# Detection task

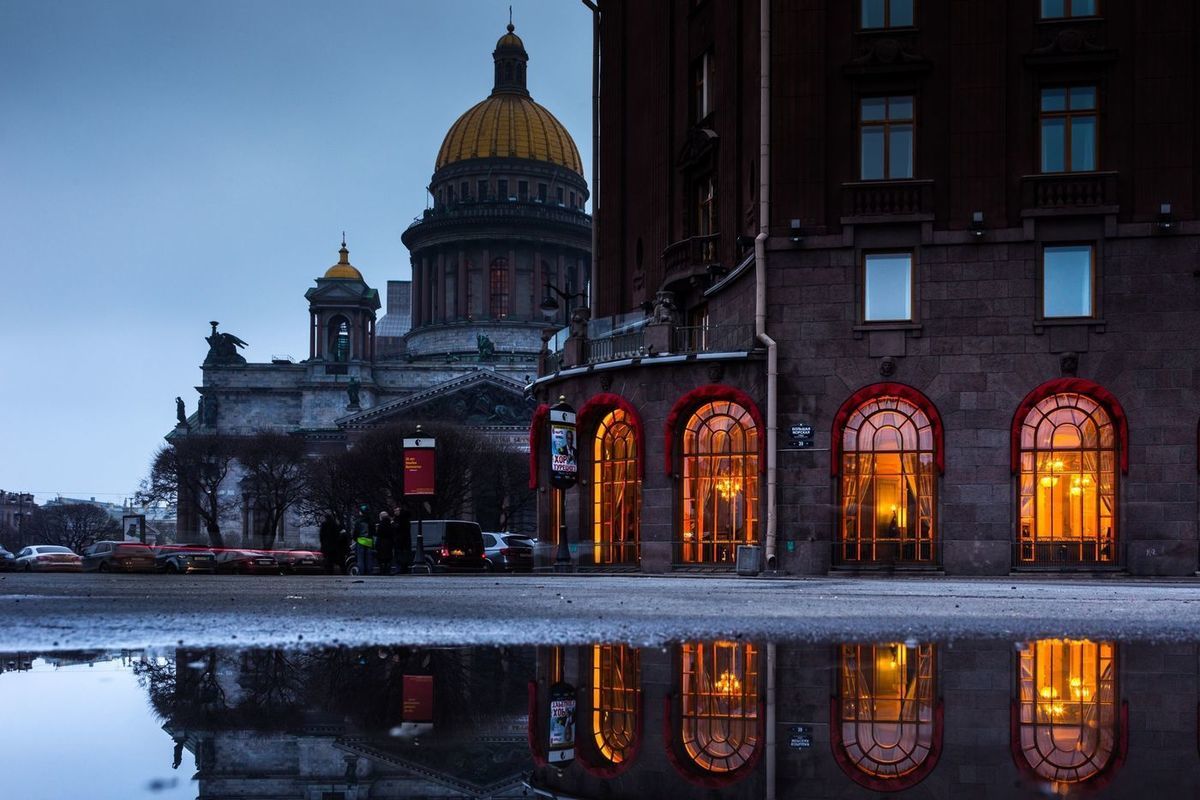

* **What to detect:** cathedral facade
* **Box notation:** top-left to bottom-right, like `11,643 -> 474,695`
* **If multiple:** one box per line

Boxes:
171,24 -> 590,548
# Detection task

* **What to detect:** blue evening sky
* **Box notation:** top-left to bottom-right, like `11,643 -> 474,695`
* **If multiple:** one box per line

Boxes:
0,1 -> 591,504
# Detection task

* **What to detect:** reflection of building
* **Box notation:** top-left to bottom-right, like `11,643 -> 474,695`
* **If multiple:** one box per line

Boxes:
168,22 -> 589,546
532,1 -> 1200,576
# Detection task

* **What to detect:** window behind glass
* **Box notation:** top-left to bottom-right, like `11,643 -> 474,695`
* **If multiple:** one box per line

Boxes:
1043,245 -> 1094,318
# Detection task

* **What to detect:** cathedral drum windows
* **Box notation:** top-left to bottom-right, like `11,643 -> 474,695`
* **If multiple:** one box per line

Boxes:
837,393 -> 939,566
1017,392 -> 1117,567
680,400 -> 759,565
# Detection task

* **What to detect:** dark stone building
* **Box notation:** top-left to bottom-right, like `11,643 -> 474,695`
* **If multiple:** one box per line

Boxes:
532,1 -> 1200,576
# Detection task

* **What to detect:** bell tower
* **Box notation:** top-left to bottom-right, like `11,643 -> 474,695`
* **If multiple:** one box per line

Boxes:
304,238 -> 381,368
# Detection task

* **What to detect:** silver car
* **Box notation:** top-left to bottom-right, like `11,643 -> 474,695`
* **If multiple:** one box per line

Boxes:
481,532 -> 534,572
14,545 -> 83,572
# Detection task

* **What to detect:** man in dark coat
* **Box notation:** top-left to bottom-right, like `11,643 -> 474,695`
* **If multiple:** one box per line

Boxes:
375,511 -> 395,576
319,513 -> 342,574
392,504 -> 413,574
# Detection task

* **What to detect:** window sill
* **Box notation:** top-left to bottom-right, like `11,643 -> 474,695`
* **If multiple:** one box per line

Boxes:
853,322 -> 923,339
1034,317 -> 1106,334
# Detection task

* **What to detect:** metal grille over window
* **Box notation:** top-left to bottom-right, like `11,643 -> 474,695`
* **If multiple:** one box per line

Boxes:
591,644 -> 640,765
593,409 -> 641,564
1018,394 -> 1116,566
681,402 -> 759,564
1017,639 -> 1118,784
681,641 -> 759,773
839,642 -> 937,779
840,397 -> 936,565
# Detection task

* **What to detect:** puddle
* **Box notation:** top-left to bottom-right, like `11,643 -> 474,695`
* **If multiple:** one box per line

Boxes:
1,638 -> 1193,798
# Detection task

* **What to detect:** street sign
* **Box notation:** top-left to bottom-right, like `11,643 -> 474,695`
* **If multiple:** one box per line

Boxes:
549,399 -> 578,490
789,423 -> 814,449
548,681 -> 576,764
403,437 -> 437,496
789,725 -> 812,749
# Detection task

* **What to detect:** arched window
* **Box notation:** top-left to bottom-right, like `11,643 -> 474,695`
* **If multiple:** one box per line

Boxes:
840,396 -> 937,565
1016,639 -> 1119,785
489,258 -> 509,319
681,641 -> 758,774
1018,393 -> 1116,566
328,316 -> 351,362
593,409 -> 640,564
681,402 -> 759,564
590,644 -> 640,766
836,643 -> 939,787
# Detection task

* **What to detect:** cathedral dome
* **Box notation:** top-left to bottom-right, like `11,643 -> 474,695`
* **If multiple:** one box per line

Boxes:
433,23 -> 583,176
323,241 -> 363,280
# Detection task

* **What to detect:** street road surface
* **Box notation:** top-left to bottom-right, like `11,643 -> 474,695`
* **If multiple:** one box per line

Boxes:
4,573 -> 1200,650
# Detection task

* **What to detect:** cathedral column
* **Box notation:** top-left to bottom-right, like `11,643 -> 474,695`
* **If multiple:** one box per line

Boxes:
507,244 -> 516,319
458,249 -> 467,320
436,251 -> 445,323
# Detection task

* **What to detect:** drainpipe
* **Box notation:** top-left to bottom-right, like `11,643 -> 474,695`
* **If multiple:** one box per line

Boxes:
582,0 -> 600,307
756,0 -> 779,575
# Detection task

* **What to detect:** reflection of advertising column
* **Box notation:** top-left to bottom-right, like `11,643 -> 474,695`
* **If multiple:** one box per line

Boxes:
548,396 -> 577,572
397,674 -> 434,737
404,428 -> 436,574
547,680 -> 576,764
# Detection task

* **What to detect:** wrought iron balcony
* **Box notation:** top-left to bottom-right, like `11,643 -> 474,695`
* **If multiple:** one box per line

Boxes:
673,324 -> 757,354
584,329 -> 646,363
841,179 -> 934,219
662,233 -> 722,283
1021,171 -> 1118,211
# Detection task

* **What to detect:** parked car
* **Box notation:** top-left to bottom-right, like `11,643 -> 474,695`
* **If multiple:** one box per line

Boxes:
0,545 -> 16,571
14,545 -> 83,572
344,520 -> 487,574
481,532 -> 534,572
155,543 -> 218,574
81,541 -> 157,573
274,549 -> 326,574
215,549 -> 283,575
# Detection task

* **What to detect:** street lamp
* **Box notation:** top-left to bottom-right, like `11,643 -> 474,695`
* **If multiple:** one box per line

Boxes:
539,281 -> 587,319
547,396 -> 578,572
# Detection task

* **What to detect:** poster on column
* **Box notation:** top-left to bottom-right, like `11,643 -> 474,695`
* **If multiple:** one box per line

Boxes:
548,407 -> 577,489
547,681 -> 576,764
403,438 -> 437,496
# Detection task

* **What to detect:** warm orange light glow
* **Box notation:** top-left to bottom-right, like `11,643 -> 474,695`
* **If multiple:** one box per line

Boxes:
681,402 -> 759,564
592,409 -> 641,565
591,644 -> 640,765
681,641 -> 759,773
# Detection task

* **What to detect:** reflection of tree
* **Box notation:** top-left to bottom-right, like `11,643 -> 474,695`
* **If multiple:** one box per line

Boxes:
135,649 -> 228,727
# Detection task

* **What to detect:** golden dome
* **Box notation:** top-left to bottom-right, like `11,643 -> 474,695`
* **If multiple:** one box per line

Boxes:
324,241 -> 363,280
435,93 -> 583,175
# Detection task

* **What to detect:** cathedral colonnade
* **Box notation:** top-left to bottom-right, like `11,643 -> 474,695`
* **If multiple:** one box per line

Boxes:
530,367 -> 1194,576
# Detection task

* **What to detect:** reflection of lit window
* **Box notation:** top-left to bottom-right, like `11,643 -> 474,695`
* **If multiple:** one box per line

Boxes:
681,402 -> 759,563
593,409 -> 641,564
839,643 -> 936,780
1018,639 -> 1118,785
840,397 -> 936,564
592,644 -> 640,765
681,641 -> 758,773
1018,394 -> 1116,565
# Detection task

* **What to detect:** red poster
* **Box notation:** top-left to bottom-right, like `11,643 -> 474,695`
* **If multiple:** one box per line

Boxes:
402,674 -> 434,722
404,448 -> 436,496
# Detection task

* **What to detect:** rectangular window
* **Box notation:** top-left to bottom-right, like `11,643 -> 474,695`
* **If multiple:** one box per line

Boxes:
692,51 -> 714,122
498,179 -> 509,199
693,175 -> 717,242
861,0 -> 914,29
860,96 -> 914,180
1040,0 -> 1097,19
863,252 -> 913,322
569,191 -> 576,207
1040,86 -> 1097,173
1043,245 -> 1093,318
538,182 -> 548,202
460,181 -> 469,200
518,180 -> 529,200
478,180 -> 488,201
556,187 -> 565,205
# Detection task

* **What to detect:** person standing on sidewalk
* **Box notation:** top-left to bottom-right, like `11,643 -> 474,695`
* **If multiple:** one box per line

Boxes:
392,504 -> 413,574
375,510 -> 395,576
319,513 -> 343,574
353,504 -> 376,575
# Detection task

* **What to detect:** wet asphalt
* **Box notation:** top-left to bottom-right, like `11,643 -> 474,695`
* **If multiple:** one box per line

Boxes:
3,572 -> 1200,651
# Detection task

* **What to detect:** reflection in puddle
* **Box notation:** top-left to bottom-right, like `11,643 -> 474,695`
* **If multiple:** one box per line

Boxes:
0,639 -> 1194,798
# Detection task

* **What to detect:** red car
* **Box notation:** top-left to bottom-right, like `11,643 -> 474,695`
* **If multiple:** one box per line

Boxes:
274,550 -> 326,574
215,549 -> 281,575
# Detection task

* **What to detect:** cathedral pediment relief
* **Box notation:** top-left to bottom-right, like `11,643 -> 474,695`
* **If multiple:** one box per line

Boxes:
305,283 -> 376,302
339,371 -> 533,429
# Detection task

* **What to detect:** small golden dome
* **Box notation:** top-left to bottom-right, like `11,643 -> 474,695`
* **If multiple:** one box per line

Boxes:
497,22 -> 524,50
324,240 -> 363,280
435,93 -> 583,175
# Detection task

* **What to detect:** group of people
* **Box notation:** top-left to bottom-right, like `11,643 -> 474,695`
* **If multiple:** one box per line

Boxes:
318,503 -> 414,575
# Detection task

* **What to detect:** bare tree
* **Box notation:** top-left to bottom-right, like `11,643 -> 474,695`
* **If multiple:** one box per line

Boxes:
296,448 -> 363,531
24,504 -> 120,552
238,431 -> 308,550
139,435 -> 238,549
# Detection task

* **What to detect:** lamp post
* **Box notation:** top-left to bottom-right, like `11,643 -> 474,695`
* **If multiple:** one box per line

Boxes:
539,281 -> 588,320
548,396 -> 578,572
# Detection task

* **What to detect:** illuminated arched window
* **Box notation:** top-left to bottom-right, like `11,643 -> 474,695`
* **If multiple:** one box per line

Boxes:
593,409 -> 641,564
1018,394 -> 1116,566
328,316 -> 351,362
489,258 -> 509,318
681,641 -> 759,774
682,402 -> 759,564
1017,639 -> 1118,785
591,644 -> 640,765
838,643 -> 938,783
840,397 -> 937,564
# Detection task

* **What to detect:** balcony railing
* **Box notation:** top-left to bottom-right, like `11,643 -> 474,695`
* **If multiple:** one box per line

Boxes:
662,233 -> 721,281
1021,172 -> 1118,211
841,179 -> 935,218
673,324 -> 757,354
584,329 -> 646,363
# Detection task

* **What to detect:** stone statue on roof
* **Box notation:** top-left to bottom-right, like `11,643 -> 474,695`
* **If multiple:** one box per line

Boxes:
204,321 -> 248,366
175,396 -> 187,426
